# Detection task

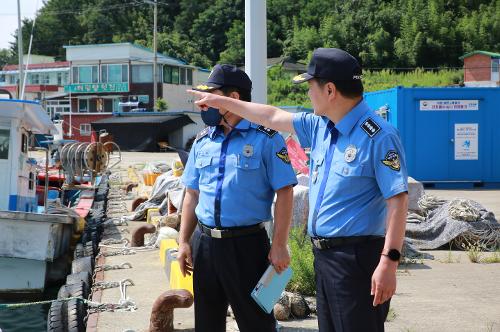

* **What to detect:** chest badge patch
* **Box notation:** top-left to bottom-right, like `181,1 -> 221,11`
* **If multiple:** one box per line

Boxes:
344,145 -> 357,163
381,150 -> 401,171
243,144 -> 254,157
276,148 -> 291,164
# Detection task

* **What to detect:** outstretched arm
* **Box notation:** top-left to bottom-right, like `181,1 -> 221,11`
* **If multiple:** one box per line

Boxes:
188,90 -> 296,134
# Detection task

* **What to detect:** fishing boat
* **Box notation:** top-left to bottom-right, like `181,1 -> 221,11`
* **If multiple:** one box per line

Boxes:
0,99 -> 86,296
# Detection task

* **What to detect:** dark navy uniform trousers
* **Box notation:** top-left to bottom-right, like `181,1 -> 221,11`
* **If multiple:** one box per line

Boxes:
192,227 -> 277,332
314,237 -> 390,332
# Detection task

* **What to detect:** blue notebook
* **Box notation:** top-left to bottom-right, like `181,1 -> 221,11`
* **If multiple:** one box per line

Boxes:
251,265 -> 293,313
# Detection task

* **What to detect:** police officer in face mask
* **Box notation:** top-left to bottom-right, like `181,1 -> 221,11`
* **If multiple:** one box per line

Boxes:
188,50 -> 409,332
178,64 -> 298,332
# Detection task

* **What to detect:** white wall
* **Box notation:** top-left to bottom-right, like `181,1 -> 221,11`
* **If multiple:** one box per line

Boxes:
168,113 -> 205,150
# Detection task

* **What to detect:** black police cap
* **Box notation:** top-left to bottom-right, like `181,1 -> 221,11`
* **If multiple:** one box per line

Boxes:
292,48 -> 362,84
193,64 -> 252,92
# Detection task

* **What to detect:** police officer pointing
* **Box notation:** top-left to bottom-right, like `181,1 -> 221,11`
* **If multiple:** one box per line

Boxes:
189,49 -> 409,331
178,64 -> 297,332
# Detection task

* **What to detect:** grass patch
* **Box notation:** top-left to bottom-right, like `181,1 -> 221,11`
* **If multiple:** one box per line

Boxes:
481,250 -> 500,264
461,242 -> 483,263
287,227 -> 316,296
440,244 -> 461,264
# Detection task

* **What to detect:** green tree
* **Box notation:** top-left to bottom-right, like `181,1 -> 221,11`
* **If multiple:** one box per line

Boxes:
219,20 -> 244,65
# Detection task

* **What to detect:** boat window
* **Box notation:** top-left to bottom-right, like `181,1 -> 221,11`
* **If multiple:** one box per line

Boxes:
80,123 -> 92,136
21,133 -> 28,154
29,172 -> 34,191
0,129 -> 9,159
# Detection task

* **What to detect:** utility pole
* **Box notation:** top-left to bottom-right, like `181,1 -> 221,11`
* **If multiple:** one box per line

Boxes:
17,0 -> 24,99
153,0 -> 158,110
245,0 -> 267,103
144,0 -> 158,110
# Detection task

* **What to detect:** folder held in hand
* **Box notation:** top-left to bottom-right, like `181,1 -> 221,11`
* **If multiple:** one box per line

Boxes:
251,265 -> 292,313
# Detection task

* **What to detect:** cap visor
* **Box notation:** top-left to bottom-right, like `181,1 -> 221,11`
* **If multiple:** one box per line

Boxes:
292,73 -> 314,84
192,83 -> 222,92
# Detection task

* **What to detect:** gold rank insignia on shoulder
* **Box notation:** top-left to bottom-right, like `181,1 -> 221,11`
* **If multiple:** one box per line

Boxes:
381,150 -> 401,171
276,148 -> 291,164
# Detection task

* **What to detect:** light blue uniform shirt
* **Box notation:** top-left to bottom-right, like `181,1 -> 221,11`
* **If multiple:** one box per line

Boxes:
182,119 -> 298,228
293,100 -> 408,237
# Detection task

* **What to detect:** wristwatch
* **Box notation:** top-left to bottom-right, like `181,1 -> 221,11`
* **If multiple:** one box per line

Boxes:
381,248 -> 401,262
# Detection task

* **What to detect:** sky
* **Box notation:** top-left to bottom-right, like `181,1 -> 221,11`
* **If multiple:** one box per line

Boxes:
0,0 -> 44,50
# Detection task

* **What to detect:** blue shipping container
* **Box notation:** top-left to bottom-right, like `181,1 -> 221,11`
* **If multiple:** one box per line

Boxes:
364,86 -> 500,185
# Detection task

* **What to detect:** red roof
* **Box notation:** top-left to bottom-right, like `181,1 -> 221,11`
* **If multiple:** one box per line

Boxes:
2,61 -> 69,71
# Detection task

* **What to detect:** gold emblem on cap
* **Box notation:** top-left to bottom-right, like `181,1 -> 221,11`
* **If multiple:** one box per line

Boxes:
195,84 -> 211,91
293,74 -> 306,82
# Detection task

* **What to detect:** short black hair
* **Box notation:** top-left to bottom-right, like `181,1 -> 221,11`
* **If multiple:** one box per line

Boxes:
316,78 -> 363,99
220,86 -> 252,102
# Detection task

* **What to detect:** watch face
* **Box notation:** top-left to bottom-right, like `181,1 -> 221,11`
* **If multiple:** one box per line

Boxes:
388,249 -> 401,261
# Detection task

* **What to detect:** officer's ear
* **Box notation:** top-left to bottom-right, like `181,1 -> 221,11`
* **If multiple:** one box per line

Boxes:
326,82 -> 336,99
228,91 -> 241,100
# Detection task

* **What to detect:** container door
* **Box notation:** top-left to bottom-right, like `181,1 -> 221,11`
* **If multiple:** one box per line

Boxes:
448,101 -> 482,181
414,101 -> 450,180
0,126 -> 11,210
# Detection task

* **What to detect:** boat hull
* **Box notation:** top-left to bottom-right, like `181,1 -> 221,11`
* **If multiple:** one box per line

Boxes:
0,211 -> 77,294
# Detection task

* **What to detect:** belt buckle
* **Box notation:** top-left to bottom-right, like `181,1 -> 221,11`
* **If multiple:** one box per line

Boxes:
210,228 -> 222,239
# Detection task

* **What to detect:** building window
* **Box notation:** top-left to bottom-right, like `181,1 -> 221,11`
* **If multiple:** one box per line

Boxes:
163,65 -> 172,83
41,73 -> 50,84
492,59 -> 499,73
132,64 -> 153,83
187,68 -> 193,85
78,99 -> 89,112
80,123 -> 91,136
180,67 -> 186,85
163,65 -> 181,84
73,65 -> 98,84
101,64 -> 128,83
31,73 -> 40,84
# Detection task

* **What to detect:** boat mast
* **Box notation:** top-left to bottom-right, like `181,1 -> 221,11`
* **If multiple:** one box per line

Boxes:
17,0 -> 24,99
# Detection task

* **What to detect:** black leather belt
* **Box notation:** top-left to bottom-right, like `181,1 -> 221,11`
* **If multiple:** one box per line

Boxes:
198,222 -> 265,239
311,235 -> 382,250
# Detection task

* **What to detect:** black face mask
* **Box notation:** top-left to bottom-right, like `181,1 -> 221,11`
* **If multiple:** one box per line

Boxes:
201,107 -> 223,127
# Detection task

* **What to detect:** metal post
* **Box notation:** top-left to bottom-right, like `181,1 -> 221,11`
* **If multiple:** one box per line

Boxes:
153,0 -> 158,110
44,148 -> 49,213
245,0 -> 267,104
17,0 -> 24,99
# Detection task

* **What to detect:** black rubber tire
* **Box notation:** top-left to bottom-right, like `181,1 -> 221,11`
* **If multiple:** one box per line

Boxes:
73,243 -> 84,260
66,298 -> 86,332
83,241 -> 95,257
58,280 -> 89,300
71,256 -> 93,275
47,300 -> 66,332
66,271 -> 91,290
57,285 -> 69,299
90,231 -> 99,254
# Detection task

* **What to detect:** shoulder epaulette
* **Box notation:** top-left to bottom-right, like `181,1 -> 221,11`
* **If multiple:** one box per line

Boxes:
257,125 -> 277,138
195,127 -> 210,142
360,117 -> 381,138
